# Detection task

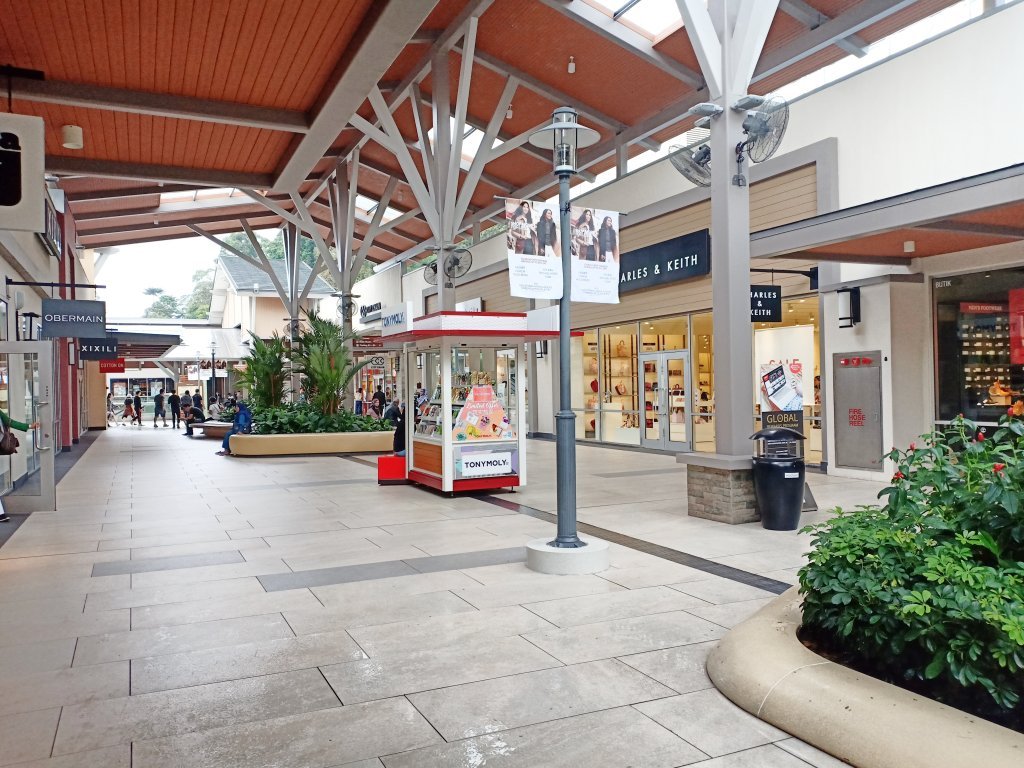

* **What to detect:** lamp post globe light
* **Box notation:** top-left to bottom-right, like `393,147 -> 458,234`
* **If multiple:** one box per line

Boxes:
528,107 -> 600,550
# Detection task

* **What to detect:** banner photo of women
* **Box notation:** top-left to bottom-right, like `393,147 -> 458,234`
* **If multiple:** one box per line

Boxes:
570,206 -> 620,303
504,199 -> 563,299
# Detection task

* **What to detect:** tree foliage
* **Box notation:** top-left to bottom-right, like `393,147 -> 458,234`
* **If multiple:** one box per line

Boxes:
141,270 -> 214,319
143,294 -> 183,318
290,308 -> 369,416
236,332 -> 288,409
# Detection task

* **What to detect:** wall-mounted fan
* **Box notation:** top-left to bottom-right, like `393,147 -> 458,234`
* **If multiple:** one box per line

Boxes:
423,261 -> 439,286
337,293 -> 359,321
443,247 -> 473,287
734,93 -> 789,185
668,144 -> 711,188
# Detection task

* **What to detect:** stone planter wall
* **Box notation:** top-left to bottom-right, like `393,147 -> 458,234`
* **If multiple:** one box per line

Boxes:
229,431 -> 395,456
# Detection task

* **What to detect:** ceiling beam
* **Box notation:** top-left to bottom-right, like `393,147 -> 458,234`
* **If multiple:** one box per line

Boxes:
914,221 -> 1024,239
73,195 -> 290,222
81,212 -> 280,237
755,0 -> 916,81
79,225 -> 278,249
790,251 -> 913,266
272,0 -> 438,190
64,184 -> 200,203
12,78 -> 310,132
778,0 -> 869,57
46,156 -> 274,189
536,0 -> 704,88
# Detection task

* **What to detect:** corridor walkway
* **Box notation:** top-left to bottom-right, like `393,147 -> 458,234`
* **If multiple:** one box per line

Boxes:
0,429 -> 877,767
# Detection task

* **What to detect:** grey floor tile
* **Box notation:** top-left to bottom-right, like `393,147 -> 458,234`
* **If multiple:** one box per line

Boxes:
311,571 -> 480,605
73,613 -> 294,666
686,598 -> 775,629
0,608 -> 130,647
693,744 -> 819,768
0,708 -> 61,766
129,589 -> 321,630
348,606 -> 553,659
284,589 -> 475,635
635,689 -> 788,757
409,658 -> 675,740
775,738 -> 852,768
671,578 -> 777,605
259,560 -> 418,592
597,562 -> 713,589
403,546 -> 527,573
131,629 -> 367,693
84,576 -> 266,612
54,668 -> 340,755
522,610 -> 725,664
320,635 -> 562,704
0,637 -> 75,681
131,697 -> 441,768
129,559 -> 292,589
453,574 -> 625,609
380,706 -> 708,768
523,585 -> 709,627
6,745 -> 130,767
91,550 -> 243,576
618,640 -> 717,694
0,660 -> 128,716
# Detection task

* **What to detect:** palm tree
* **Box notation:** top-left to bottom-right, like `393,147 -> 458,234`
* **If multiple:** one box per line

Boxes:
292,309 -> 370,415
236,332 -> 288,408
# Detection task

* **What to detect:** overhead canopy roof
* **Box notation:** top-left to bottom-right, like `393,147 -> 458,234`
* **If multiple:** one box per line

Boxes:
751,163 -> 1024,265
216,255 -> 334,298
6,1 -> 960,259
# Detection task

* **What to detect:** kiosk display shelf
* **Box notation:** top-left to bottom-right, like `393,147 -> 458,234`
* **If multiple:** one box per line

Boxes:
395,311 -> 557,494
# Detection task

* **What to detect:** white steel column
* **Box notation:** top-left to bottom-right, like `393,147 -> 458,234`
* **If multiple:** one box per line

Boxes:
678,0 -> 779,457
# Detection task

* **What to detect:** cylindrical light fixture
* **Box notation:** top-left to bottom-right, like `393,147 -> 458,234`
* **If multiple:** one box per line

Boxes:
61,125 -> 84,150
528,107 -> 600,175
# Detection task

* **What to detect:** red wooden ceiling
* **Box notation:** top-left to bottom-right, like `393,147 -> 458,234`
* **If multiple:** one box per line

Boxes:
0,0 -> 968,256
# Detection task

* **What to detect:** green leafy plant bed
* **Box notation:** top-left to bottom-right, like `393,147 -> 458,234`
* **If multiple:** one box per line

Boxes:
799,414 -> 1024,733
252,403 -> 392,436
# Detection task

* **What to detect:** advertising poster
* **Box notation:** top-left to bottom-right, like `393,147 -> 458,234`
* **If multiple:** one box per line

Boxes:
504,199 -> 563,299
452,385 -> 516,441
570,206 -> 620,304
754,325 -> 815,413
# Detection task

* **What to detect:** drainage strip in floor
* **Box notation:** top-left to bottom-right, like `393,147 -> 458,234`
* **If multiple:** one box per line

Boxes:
477,495 -> 792,595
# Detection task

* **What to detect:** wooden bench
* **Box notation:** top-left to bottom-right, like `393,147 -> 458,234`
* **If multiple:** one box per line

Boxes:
189,421 -> 233,439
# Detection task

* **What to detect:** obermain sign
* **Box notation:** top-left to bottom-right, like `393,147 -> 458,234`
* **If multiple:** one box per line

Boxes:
41,299 -> 106,339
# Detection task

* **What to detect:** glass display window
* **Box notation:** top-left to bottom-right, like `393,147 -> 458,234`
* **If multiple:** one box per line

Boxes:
414,350 -> 443,439
933,267 -> 1024,424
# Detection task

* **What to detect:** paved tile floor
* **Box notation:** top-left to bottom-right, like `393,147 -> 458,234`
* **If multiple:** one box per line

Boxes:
0,427 -> 882,767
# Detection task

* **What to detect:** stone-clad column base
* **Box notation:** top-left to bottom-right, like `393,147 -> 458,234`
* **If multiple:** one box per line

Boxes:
677,454 -> 758,525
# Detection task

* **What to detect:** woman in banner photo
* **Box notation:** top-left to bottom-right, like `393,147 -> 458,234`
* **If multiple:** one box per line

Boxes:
511,200 -> 537,254
574,208 -> 597,261
598,215 -> 618,263
536,207 -> 559,257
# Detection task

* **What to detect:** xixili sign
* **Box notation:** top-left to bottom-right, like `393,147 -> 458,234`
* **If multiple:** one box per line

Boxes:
79,338 -> 118,360
41,299 -> 106,339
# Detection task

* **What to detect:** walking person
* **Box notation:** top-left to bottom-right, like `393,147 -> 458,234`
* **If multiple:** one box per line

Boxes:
192,390 -> 204,412
153,389 -> 168,428
384,398 -> 405,456
181,390 -> 193,409
168,390 -> 181,429
355,388 -> 364,415
0,409 -> 40,523
132,391 -> 143,427
120,396 -> 134,426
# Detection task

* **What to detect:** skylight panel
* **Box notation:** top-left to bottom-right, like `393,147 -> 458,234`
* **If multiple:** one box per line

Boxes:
617,0 -> 684,39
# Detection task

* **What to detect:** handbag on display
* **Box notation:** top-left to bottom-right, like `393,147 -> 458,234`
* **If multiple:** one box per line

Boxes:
0,420 -> 18,455
614,383 -> 627,396
590,379 -> 599,393
616,340 -> 627,357
588,357 -> 598,374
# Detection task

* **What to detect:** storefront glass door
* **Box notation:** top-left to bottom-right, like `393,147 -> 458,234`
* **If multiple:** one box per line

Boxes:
0,342 -> 55,514
639,351 -> 690,451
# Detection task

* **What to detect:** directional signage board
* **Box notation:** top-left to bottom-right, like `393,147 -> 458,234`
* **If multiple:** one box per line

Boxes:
41,299 -> 106,339
79,338 -> 118,360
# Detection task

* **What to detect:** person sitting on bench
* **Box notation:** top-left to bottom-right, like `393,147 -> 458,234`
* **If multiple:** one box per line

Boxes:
184,403 -> 206,437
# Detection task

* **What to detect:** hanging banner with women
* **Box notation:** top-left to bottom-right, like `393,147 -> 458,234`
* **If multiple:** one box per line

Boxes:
504,199 -> 563,299
570,206 -> 620,303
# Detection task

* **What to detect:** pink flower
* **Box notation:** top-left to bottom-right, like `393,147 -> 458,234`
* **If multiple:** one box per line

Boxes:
909,442 -> 916,451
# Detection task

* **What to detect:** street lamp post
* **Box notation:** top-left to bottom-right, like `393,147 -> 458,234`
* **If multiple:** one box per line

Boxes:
209,341 -> 217,403
529,107 -> 600,549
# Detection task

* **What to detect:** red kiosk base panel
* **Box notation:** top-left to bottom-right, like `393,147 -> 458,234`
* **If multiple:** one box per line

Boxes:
408,470 -> 520,493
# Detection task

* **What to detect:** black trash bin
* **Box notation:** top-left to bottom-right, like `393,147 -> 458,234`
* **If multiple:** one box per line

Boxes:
750,427 -> 806,531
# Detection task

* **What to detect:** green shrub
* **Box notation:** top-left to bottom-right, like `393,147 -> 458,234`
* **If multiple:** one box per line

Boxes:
251,402 -> 392,435
799,414 -> 1024,726
236,332 -> 288,408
